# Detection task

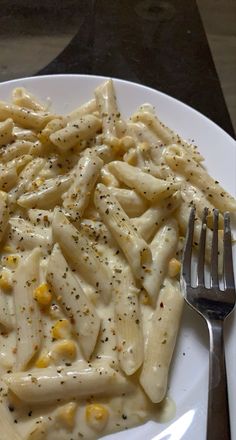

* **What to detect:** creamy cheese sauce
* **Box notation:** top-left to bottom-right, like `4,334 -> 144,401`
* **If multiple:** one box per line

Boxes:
0,215 -> 176,439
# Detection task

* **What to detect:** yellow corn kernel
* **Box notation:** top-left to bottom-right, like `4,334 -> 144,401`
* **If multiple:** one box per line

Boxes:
33,283 -> 52,306
0,271 -> 12,291
57,402 -> 77,430
35,353 -> 51,368
32,177 -> 45,189
3,255 -> 19,268
86,404 -> 109,432
51,319 -> 71,340
51,340 -> 77,360
168,258 -> 181,278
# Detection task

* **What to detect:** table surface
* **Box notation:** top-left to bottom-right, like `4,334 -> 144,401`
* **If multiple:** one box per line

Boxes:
0,0 -> 234,137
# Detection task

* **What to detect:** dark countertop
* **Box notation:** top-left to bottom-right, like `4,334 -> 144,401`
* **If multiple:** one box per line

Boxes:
0,0 -> 234,137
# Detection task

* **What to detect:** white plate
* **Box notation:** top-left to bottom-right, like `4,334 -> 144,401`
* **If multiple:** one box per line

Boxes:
0,74 -> 235,440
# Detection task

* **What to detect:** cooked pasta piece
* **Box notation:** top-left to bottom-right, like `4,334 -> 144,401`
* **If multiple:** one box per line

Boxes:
12,87 -> 46,112
81,144 -> 114,163
52,208 -> 112,303
0,191 -> 9,243
0,292 -> 13,330
94,183 -> 151,280
38,118 -> 67,146
114,265 -> 143,375
164,144 -> 236,212
46,244 -> 101,360
108,187 -> 148,217
17,174 -> 72,209
9,218 -> 52,251
131,111 -> 176,145
143,219 -> 179,305
4,363 -> 133,404
28,209 -> 53,227
62,154 -> 103,221
132,191 -> 181,241
181,183 -> 224,228
0,164 -> 18,191
13,248 -> 42,371
108,161 -> 180,202
0,118 -> 15,147
95,79 -> 120,139
8,158 -> 46,202
100,165 -> 120,187
0,140 -> 35,162
50,115 -> 101,151
0,101 -> 55,130
140,279 -> 184,402
68,98 -> 97,120
13,126 -> 38,142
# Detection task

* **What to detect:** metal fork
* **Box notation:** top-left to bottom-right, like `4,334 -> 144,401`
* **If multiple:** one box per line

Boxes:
181,207 -> 235,440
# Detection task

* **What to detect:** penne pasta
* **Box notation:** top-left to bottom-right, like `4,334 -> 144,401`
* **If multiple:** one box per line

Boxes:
13,248 -> 42,371
52,208 -> 113,303
0,191 -> 9,243
50,115 -> 102,151
108,161 -> 180,202
9,218 -> 52,251
108,187 -> 148,217
8,157 -> 46,202
4,363 -> 133,404
143,219 -> 179,305
13,126 -> 38,142
0,118 -> 15,147
94,183 -> 152,281
12,87 -> 46,112
46,244 -> 101,360
95,79 -> 119,139
114,265 -> 143,375
0,140 -> 35,162
140,279 -> 184,402
17,174 -> 72,209
164,144 -> 236,212
62,154 -> 103,221
132,191 -> 181,242
68,98 -> 97,120
0,101 -> 55,130
0,291 -> 13,330
131,111 -> 176,145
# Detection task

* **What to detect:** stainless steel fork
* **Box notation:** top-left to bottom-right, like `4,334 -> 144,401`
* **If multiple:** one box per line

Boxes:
181,207 -> 235,440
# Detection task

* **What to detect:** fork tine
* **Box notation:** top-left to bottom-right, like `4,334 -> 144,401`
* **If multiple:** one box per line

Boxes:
210,209 -> 219,288
223,212 -> 235,291
197,207 -> 208,286
182,207 -> 195,286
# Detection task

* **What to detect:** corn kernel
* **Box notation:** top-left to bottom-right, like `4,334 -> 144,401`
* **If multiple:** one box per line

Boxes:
86,404 -> 109,431
51,340 -> 77,361
0,271 -> 12,291
168,258 -> 181,278
33,283 -> 52,306
51,319 -> 71,340
57,402 -> 77,430
35,353 -> 51,368
3,255 -> 19,268
32,177 -> 45,189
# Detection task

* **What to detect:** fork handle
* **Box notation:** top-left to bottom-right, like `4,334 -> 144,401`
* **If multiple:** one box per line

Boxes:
207,320 -> 231,440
